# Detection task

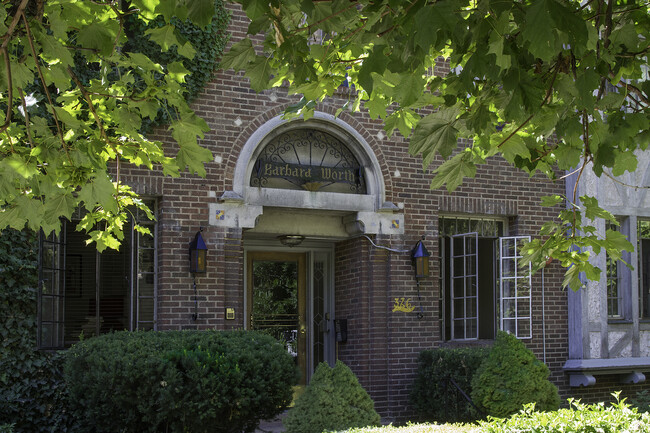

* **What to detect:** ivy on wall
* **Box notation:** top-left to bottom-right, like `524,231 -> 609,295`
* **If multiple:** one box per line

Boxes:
0,229 -> 76,432
122,0 -> 231,127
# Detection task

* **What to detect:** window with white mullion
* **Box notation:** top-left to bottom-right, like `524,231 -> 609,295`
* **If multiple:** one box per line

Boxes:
451,232 -> 479,340
499,236 -> 532,339
135,200 -> 156,330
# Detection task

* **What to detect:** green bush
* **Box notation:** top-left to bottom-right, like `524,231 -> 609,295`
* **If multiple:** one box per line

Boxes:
0,424 -> 14,433
632,389 -> 650,413
471,331 -> 560,418
0,229 -> 79,433
411,347 -> 489,422
479,394 -> 650,433
64,330 -> 299,433
284,361 -> 381,433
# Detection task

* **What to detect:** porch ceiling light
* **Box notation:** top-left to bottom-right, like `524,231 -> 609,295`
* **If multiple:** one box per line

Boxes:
189,229 -> 207,273
411,239 -> 430,279
278,235 -> 305,247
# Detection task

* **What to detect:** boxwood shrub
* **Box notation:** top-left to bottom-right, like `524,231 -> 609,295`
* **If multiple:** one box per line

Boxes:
284,361 -> 381,433
64,330 -> 299,433
410,346 -> 489,422
471,331 -> 559,418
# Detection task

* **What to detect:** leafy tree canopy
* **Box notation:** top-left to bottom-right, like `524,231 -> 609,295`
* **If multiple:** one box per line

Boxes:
221,0 -> 649,289
0,0 -> 218,250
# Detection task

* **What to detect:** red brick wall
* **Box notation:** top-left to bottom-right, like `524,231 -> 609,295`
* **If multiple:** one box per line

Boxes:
111,2 -> 644,421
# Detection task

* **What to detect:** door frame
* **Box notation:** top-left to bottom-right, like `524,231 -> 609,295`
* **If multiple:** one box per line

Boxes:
244,241 -> 336,383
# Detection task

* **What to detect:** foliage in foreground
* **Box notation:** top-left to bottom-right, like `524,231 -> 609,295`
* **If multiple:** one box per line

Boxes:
222,0 -> 648,290
284,361 -> 381,433
411,347 -> 488,422
64,330 -> 298,433
0,0 -> 220,250
340,424 -> 476,433
479,395 -> 650,433
471,331 -> 560,418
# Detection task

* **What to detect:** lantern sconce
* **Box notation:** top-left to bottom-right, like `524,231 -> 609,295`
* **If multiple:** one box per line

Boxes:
411,237 -> 430,320
189,228 -> 207,321
411,238 -> 430,279
189,229 -> 207,274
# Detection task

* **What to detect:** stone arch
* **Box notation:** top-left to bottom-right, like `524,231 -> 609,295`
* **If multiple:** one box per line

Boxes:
230,112 -> 387,212
214,110 -> 402,236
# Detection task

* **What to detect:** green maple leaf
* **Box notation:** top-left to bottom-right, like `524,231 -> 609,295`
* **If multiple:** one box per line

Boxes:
145,25 -> 181,52
521,0 -> 556,61
358,45 -> 389,95
496,133 -> 531,164
611,151 -> 638,176
78,22 -> 117,56
170,113 -> 209,143
582,196 -> 616,222
77,174 -> 117,213
409,105 -> 461,167
220,39 -> 256,71
43,193 -> 76,226
245,56 -> 273,92
113,106 -> 142,135
540,195 -> 564,207
37,33 -> 74,67
175,141 -> 213,177
605,230 -> 634,262
241,0 -> 269,20
394,73 -> 426,107
365,95 -> 388,120
187,0 -> 215,28
430,150 -> 477,192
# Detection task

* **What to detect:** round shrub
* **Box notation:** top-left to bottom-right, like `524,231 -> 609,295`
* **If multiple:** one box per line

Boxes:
284,361 -> 381,433
411,346 -> 489,422
64,330 -> 299,433
471,331 -> 560,418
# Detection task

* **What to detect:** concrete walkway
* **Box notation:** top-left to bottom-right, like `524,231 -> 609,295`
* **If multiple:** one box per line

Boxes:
256,413 -> 286,433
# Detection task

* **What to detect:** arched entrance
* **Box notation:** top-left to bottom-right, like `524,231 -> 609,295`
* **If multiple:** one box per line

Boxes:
211,112 -> 403,382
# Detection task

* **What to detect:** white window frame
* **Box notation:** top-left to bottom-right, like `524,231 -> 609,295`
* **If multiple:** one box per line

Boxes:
499,236 -> 532,339
450,232 -> 479,340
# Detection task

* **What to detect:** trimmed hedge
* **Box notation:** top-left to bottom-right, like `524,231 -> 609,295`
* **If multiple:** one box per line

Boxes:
64,330 -> 298,433
471,331 -> 560,417
284,361 -> 381,433
410,346 -> 489,422
479,394 -> 650,432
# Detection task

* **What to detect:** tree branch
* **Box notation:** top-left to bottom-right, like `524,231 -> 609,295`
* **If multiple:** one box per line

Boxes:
0,0 -> 30,51
67,66 -> 108,140
0,46 -> 14,134
602,169 -> 650,190
22,11 -> 70,160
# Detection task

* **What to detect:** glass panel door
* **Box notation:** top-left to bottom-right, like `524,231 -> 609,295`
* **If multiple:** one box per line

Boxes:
247,252 -> 307,385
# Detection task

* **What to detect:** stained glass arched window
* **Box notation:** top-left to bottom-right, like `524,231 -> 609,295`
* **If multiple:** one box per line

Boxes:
250,129 -> 367,194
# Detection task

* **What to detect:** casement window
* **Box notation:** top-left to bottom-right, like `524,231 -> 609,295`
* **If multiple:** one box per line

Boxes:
605,221 -> 622,318
638,219 -> 650,319
38,201 -> 157,349
439,216 -> 531,341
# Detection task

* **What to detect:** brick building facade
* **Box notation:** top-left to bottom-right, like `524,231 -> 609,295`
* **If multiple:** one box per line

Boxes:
36,3 -> 649,422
